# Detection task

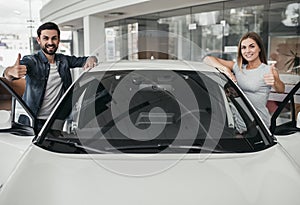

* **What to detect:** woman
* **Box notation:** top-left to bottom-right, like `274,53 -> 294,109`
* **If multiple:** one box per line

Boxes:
203,31 -> 285,127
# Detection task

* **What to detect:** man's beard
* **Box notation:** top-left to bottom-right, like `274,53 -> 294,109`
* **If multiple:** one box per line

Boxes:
42,44 -> 58,55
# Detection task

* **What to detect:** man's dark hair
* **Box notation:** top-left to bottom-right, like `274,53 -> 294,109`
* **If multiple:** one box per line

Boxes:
37,22 -> 60,37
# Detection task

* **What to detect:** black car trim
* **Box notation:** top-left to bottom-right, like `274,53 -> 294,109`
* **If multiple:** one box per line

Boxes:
270,81 -> 300,134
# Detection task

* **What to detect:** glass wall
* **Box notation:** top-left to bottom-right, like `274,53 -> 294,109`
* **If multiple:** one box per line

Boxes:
269,0 -> 300,74
105,0 -> 300,74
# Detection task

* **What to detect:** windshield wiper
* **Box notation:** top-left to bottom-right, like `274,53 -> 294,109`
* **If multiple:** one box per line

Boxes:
105,143 -> 224,153
44,138 -> 224,153
44,137 -> 112,154
169,144 -> 224,153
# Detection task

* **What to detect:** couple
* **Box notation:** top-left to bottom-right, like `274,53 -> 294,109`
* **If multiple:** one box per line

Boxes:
3,24 -> 284,130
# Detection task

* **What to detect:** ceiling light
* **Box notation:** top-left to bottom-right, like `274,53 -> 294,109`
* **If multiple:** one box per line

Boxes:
106,12 -> 125,17
62,25 -> 73,29
13,10 -> 21,15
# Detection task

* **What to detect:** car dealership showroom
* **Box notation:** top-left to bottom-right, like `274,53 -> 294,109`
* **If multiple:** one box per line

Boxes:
0,0 -> 299,204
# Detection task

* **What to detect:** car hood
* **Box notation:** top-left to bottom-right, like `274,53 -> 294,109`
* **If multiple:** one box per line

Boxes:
0,144 -> 300,205
275,132 -> 300,168
0,133 -> 33,184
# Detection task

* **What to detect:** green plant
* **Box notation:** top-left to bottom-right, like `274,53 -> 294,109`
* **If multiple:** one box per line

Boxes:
284,50 -> 300,74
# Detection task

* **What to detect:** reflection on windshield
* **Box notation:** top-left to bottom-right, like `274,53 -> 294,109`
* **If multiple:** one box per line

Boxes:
224,82 -> 247,133
39,70 -> 269,154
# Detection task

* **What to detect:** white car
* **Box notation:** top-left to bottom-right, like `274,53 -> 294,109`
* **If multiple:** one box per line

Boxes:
0,60 -> 299,205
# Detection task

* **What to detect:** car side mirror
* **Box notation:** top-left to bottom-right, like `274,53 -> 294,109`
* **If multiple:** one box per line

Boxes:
0,110 -> 12,129
297,112 -> 300,129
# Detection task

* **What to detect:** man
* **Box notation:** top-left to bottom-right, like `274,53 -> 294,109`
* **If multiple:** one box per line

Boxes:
3,22 -> 98,131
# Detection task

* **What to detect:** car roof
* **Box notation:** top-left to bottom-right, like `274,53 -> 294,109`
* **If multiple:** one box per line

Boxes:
89,60 -> 218,73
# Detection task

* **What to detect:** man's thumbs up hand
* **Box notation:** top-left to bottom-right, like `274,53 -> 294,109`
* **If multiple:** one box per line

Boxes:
4,53 -> 27,80
14,53 -> 22,66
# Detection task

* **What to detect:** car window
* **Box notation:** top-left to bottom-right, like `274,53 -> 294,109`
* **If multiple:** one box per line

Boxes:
37,70 -> 272,154
0,77 -> 35,136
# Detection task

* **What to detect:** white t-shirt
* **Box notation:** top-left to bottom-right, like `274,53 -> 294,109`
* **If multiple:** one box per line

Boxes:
37,63 -> 63,119
233,63 -> 272,127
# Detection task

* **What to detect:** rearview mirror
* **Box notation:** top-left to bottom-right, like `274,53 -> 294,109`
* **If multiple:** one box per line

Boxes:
0,110 -> 12,129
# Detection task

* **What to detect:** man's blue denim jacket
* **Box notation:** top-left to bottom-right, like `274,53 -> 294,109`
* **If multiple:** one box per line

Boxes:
20,50 -> 88,117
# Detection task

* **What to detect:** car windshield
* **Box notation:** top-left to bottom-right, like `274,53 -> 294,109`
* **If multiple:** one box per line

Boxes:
36,69 -> 273,154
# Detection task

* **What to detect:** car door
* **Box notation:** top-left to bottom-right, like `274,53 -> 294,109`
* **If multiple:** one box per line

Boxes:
0,77 -> 36,185
270,81 -> 300,167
